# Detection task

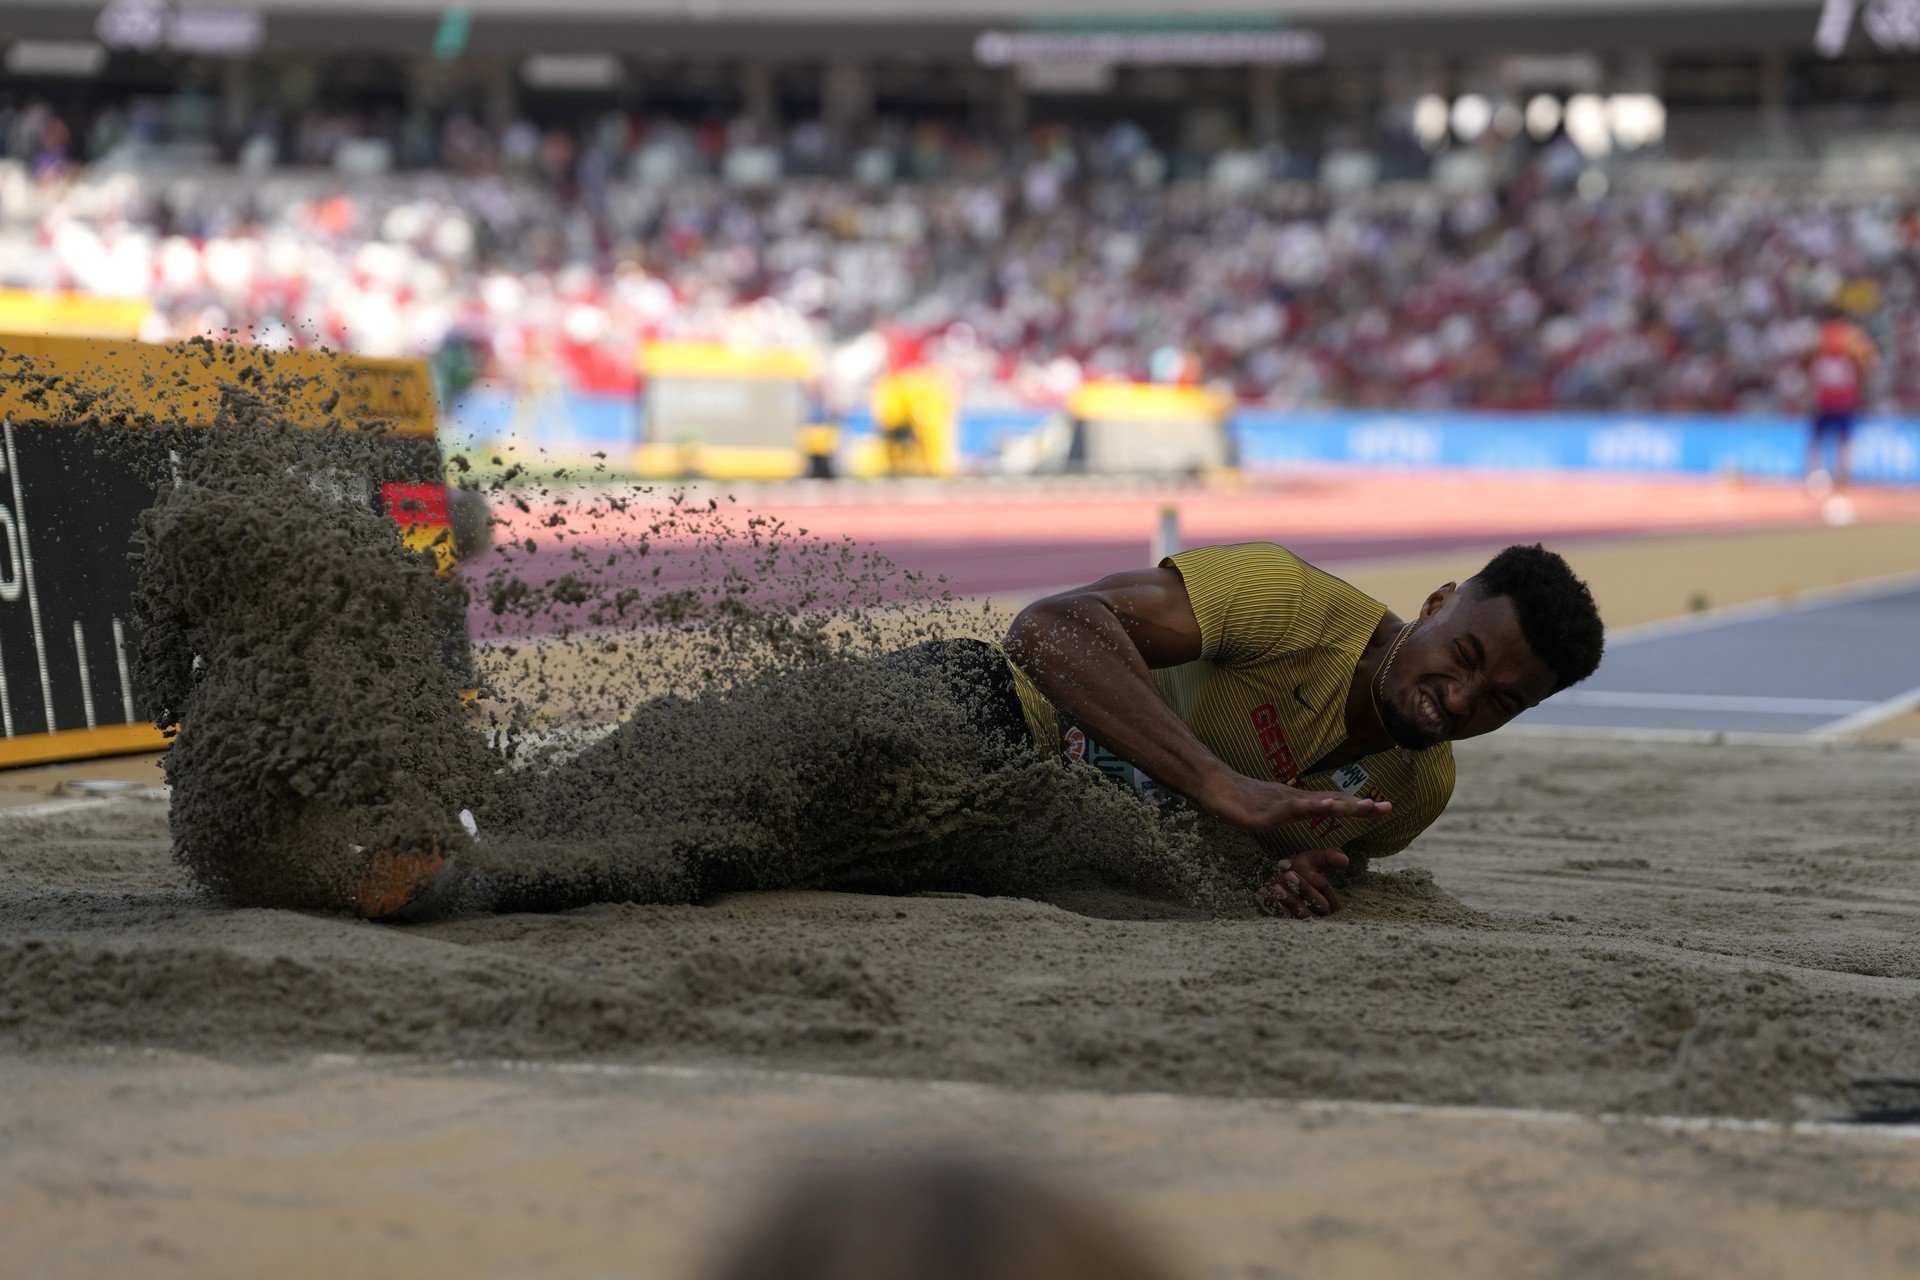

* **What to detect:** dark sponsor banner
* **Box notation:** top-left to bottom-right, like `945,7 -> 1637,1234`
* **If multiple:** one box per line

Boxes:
0,419 -> 153,740
0,337 -> 451,766
0,418 -> 458,765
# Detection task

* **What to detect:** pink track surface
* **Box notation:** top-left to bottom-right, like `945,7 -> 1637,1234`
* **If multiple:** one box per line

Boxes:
470,469 -> 1920,639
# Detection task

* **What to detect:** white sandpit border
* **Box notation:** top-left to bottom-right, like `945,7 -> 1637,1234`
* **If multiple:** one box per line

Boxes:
304,1053 -> 1920,1144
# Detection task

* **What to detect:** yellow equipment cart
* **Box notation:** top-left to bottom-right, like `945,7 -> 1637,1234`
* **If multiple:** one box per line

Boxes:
634,341 -> 828,480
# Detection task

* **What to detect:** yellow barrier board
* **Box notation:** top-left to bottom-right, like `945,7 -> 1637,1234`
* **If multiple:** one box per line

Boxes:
0,334 -> 435,437
638,341 -> 819,381
0,722 -> 170,769
1069,380 -> 1231,422
631,441 -> 806,481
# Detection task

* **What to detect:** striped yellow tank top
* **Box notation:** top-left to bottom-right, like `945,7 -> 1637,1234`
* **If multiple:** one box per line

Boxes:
1007,542 -> 1455,860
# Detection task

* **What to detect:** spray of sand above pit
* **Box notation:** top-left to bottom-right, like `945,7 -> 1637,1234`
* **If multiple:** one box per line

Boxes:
124,405 -> 1232,919
3,351 -> 1917,1120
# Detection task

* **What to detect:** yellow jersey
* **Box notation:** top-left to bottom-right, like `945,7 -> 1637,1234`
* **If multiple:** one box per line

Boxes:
1008,542 -> 1455,860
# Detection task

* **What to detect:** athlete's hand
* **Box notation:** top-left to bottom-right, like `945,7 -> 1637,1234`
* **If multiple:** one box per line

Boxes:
1256,848 -> 1350,919
1197,770 -> 1389,833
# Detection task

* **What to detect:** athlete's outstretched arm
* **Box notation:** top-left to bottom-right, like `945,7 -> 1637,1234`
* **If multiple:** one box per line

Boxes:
1005,568 -> 1388,833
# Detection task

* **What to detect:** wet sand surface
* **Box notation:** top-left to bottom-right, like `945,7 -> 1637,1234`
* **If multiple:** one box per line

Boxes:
5,734 -> 1917,1122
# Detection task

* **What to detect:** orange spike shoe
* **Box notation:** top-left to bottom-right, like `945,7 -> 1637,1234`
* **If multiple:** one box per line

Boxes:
348,835 -> 450,920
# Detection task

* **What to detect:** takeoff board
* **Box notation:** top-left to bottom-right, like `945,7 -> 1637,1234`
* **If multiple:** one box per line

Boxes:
0,335 -> 446,768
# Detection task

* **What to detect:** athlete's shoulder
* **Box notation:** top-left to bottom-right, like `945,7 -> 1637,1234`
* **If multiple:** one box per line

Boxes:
1168,540 -> 1306,576
1180,542 -> 1382,603
1282,551 -> 1389,651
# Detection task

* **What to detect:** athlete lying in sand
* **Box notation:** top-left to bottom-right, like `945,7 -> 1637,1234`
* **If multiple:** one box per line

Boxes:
1001,541 -> 1605,918
138,411 -> 1605,925
339,542 -> 1601,921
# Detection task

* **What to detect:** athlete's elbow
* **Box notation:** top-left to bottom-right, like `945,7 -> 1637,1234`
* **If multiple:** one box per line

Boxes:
1005,598 -> 1061,664
1006,593 -> 1093,666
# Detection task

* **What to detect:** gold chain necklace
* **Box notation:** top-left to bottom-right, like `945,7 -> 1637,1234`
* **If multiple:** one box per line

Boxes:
1368,620 -> 1415,736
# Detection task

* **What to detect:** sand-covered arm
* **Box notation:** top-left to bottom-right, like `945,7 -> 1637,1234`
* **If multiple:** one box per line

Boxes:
1005,567 -> 1389,833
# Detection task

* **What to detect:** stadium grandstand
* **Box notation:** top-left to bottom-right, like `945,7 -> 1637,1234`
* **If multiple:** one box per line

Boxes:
4,1 -> 1920,455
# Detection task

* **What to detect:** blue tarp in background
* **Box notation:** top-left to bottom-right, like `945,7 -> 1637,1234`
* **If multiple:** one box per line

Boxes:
447,391 -> 1920,485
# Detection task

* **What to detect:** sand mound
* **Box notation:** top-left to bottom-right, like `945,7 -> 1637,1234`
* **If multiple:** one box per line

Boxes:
5,733 -> 1920,1120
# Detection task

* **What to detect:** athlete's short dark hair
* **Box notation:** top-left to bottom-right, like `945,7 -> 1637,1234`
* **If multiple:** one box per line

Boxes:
1467,545 -> 1604,691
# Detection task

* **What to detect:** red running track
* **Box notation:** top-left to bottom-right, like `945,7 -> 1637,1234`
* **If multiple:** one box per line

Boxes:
469,469 -> 1920,639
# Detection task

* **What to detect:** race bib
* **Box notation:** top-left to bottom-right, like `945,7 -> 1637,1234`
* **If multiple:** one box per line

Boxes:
1062,726 -> 1169,803
1331,762 -> 1370,795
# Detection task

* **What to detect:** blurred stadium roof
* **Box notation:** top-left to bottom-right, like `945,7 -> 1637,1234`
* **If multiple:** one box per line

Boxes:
6,0 -> 1808,11
2,0 -> 1840,56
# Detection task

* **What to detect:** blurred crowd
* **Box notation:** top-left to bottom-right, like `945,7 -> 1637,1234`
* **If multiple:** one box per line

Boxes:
4,97 -> 1919,414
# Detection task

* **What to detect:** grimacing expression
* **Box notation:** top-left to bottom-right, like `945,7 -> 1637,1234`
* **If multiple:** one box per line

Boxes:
1377,583 -> 1561,750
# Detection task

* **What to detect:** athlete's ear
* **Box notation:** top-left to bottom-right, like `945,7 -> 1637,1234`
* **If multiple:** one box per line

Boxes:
1420,582 -> 1458,621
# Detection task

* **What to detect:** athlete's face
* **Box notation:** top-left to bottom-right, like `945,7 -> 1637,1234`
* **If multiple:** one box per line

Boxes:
1377,584 -> 1561,749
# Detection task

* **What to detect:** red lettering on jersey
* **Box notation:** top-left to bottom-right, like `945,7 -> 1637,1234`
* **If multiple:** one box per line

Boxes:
1249,703 -> 1297,780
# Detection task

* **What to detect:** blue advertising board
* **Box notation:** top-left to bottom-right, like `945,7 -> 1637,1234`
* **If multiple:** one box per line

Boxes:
448,391 -> 1920,486
1232,410 -> 1920,485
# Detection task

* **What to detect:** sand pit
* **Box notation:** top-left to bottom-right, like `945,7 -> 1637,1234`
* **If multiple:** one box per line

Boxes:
4,733 -> 1917,1121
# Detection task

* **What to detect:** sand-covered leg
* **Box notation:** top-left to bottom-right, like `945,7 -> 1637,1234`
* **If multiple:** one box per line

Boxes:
132,416 -> 500,915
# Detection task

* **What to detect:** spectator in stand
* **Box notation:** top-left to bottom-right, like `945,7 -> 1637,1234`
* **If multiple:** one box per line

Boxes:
1806,304 -> 1878,491
4,93 -> 1919,427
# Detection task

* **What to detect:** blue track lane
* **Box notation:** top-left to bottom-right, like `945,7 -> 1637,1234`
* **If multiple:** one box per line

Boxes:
1517,578 -> 1920,735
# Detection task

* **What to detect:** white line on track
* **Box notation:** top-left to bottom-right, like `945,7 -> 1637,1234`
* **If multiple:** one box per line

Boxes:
72,621 -> 96,730
0,794 -> 165,820
1812,680 -> 1920,739
1548,690 -> 1875,715
302,1053 -> 1920,1143
1503,723 -> 1920,750
0,797 -> 117,820
112,617 -> 136,723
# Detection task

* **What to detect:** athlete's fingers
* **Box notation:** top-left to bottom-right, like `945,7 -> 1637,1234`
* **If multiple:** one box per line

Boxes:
1287,865 -> 1331,914
1256,869 -> 1309,919
1263,863 -> 1321,918
1287,794 -> 1391,821
1294,867 -> 1338,914
1254,882 -> 1296,917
